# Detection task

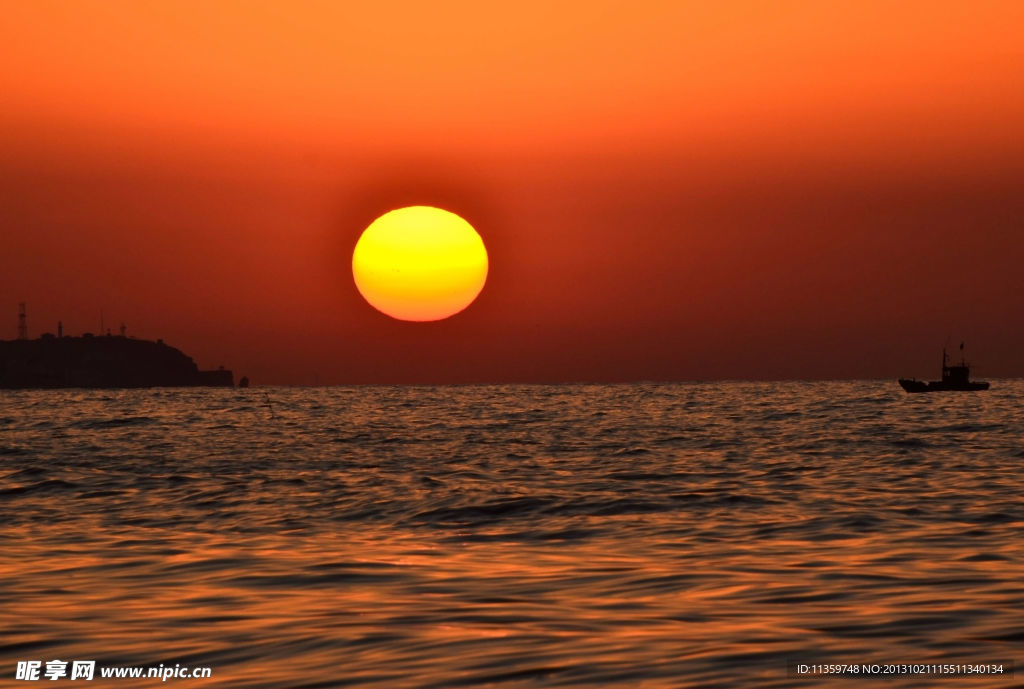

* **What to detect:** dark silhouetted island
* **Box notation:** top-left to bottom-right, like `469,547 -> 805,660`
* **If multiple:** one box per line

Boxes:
0,334 -> 233,389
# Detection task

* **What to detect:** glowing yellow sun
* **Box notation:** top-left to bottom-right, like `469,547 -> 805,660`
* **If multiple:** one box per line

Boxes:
352,206 -> 489,321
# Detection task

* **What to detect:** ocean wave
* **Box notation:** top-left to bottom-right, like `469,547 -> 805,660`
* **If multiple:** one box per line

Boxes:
1,381 -> 1021,688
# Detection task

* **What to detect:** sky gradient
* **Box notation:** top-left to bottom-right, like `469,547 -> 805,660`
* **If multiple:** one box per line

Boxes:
2,1 -> 1022,383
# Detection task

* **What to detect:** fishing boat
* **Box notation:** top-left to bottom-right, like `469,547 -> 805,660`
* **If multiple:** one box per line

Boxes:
898,344 -> 990,393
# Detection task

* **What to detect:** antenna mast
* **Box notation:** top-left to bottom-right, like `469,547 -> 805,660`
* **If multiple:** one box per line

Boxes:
17,303 -> 28,340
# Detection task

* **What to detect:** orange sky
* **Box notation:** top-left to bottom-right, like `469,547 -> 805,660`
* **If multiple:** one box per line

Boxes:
2,1 -> 1022,383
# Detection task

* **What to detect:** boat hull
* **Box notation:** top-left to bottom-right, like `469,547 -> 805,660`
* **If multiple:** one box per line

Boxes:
899,378 -> 989,393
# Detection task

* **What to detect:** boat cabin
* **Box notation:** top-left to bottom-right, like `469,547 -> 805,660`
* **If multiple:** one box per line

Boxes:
942,363 -> 971,385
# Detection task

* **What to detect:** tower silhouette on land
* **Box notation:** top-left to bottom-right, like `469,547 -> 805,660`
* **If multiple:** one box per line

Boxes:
17,303 -> 27,340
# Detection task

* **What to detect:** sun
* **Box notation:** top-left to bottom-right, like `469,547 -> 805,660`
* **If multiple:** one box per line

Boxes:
352,206 -> 489,321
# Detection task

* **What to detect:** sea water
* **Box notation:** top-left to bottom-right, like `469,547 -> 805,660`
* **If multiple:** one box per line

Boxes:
1,382 -> 1022,687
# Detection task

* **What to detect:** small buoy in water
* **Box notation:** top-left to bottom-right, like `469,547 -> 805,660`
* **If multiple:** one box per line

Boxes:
238,376 -> 250,388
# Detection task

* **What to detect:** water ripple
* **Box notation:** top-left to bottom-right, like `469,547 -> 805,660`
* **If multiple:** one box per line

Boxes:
1,381 -> 1022,687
